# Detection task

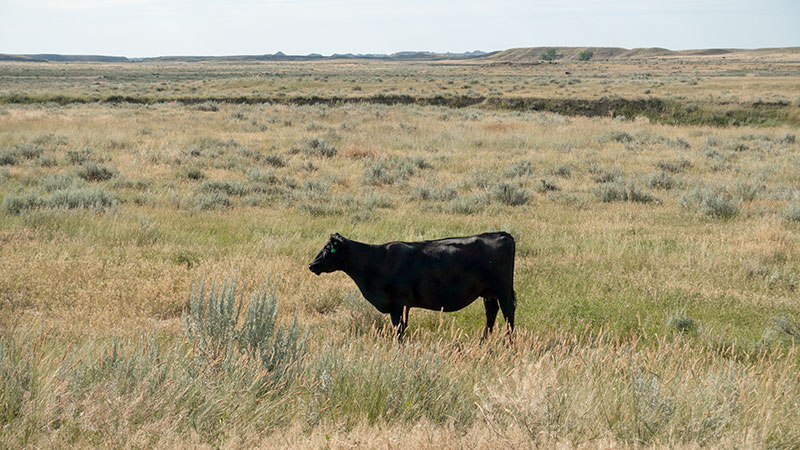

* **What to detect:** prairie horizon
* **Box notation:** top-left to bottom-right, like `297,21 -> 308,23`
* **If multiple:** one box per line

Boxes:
2,45 -> 800,62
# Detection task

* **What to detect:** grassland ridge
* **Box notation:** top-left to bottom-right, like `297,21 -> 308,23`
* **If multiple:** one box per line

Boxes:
1,93 -> 797,127
489,46 -> 800,62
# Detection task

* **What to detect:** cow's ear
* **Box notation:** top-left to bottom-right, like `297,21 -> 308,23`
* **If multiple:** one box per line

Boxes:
331,233 -> 344,242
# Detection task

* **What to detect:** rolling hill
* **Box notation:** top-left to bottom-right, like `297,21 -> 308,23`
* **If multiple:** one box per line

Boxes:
487,46 -> 800,62
1,47 -> 798,63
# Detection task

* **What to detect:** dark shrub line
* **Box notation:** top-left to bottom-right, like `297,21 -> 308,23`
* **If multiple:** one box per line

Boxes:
2,94 -> 796,127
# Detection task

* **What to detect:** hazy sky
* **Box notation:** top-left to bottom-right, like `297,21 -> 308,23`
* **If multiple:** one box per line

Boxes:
1,0 -> 798,57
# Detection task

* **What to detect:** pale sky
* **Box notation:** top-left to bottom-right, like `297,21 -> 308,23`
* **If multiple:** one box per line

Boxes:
0,0 -> 798,57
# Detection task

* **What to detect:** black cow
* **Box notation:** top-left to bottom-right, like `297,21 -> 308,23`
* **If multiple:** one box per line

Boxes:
308,232 -> 516,339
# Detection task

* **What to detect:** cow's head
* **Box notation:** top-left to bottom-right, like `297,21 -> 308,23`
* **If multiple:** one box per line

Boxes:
308,233 -> 347,275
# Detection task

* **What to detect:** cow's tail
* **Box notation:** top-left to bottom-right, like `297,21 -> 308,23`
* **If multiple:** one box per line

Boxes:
509,234 -> 516,309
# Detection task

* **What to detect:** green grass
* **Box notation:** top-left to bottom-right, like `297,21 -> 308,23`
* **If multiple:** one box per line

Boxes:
0,60 -> 799,448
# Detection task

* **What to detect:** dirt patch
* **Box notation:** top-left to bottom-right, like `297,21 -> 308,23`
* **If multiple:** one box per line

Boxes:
483,122 -> 521,132
341,144 -> 379,159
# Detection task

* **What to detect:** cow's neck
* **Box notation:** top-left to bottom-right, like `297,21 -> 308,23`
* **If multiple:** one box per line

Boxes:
341,239 -> 380,283
340,239 -> 390,311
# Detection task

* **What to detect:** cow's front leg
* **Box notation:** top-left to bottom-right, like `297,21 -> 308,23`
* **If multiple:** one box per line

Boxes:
389,306 -> 409,341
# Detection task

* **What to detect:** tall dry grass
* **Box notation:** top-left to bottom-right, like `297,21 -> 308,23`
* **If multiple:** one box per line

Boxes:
1,61 -> 799,448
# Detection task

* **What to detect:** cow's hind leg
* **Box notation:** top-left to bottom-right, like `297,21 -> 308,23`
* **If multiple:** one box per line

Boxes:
390,306 -> 409,341
482,297 -> 499,341
498,290 -> 516,335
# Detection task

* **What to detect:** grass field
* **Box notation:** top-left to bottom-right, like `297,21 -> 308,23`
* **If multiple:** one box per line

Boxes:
1,55 -> 799,448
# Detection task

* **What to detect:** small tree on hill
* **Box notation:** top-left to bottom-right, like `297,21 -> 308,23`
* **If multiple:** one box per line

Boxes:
578,49 -> 594,61
540,48 -> 559,61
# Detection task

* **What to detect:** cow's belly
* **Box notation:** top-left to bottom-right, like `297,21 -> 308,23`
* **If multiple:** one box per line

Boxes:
410,278 -> 485,312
